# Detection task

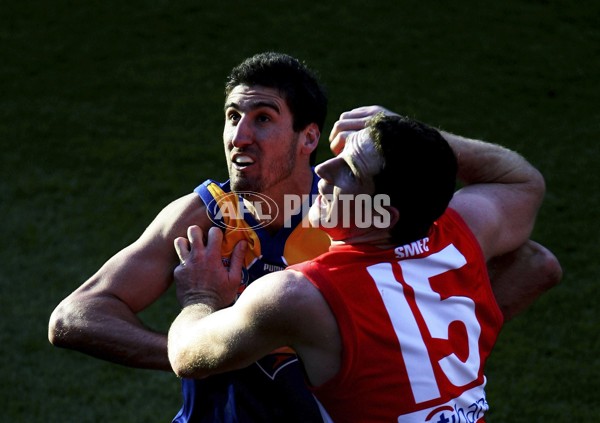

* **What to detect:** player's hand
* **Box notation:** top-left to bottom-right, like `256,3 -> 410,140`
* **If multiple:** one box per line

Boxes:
173,226 -> 246,309
329,105 -> 399,155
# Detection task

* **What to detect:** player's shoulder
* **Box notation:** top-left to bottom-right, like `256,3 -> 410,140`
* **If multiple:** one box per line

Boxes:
161,192 -> 207,221
243,269 -> 313,306
239,269 -> 326,336
248,269 -> 307,292
448,189 -> 502,259
275,269 -> 324,312
143,192 -> 211,241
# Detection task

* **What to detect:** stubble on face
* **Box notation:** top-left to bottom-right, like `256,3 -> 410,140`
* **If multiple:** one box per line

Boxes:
229,132 -> 299,194
223,85 -> 303,196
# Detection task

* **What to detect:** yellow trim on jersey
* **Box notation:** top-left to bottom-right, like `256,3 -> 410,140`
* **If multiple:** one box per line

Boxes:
206,183 -> 262,268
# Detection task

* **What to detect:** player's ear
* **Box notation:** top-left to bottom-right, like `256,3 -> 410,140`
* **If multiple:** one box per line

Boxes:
301,123 -> 320,155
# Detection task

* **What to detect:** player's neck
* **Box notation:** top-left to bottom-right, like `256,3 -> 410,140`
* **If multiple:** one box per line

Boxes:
246,166 -> 314,234
329,227 -> 396,249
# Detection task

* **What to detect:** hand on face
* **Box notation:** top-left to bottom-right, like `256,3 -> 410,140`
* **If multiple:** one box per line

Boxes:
173,226 -> 247,309
329,105 -> 399,155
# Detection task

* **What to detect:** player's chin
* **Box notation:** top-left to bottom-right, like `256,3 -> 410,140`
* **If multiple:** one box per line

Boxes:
230,176 -> 256,192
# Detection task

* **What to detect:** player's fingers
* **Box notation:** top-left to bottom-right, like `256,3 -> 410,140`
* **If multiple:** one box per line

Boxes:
331,105 -> 399,141
228,240 -> 247,283
337,106 -> 380,120
205,226 -> 224,255
174,237 -> 190,264
329,131 -> 352,156
329,118 -> 365,142
187,225 -> 204,246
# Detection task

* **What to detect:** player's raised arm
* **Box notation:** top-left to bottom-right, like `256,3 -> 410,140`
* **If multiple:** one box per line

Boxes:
445,131 -> 546,260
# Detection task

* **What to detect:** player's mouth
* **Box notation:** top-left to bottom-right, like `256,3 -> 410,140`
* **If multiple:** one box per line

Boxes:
232,154 -> 255,170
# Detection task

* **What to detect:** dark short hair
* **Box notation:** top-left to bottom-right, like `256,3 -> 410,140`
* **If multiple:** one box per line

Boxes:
225,52 -> 328,165
367,113 -> 457,244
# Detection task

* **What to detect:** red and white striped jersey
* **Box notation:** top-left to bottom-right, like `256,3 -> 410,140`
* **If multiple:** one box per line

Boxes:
291,208 -> 504,423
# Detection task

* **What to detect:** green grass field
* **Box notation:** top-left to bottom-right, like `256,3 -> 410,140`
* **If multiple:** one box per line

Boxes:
1,1 -> 598,421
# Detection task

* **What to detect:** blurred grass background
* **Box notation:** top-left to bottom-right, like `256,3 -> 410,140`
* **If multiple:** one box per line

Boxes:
1,0 -> 598,421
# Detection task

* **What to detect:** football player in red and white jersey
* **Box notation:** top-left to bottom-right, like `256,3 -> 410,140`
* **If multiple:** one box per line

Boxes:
168,112 -> 550,422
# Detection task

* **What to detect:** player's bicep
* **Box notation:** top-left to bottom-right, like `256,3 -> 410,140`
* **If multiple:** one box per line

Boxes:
450,187 -> 512,260
81,193 -> 211,312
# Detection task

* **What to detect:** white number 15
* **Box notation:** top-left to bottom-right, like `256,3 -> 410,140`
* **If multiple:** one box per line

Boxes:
366,244 -> 481,404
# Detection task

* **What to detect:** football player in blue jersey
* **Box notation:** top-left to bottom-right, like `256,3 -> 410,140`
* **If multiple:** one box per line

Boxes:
49,52 -> 561,422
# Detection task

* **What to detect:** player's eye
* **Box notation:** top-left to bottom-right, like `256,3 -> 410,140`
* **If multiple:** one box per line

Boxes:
226,110 -> 241,123
343,162 -> 356,180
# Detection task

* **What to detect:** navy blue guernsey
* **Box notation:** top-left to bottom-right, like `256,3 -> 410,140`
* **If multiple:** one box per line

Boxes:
172,173 -> 331,423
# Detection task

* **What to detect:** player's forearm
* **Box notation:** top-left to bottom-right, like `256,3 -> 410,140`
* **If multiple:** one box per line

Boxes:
49,295 -> 172,371
441,131 -> 545,195
443,130 -> 546,258
168,301 -> 267,379
168,303 -> 220,379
